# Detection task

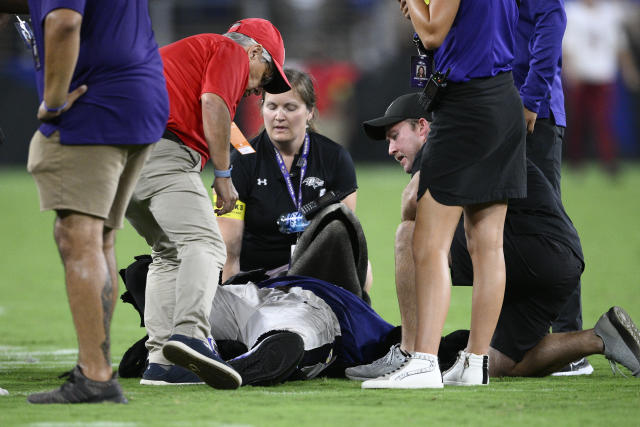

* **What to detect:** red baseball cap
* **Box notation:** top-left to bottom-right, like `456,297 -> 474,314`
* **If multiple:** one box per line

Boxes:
227,18 -> 291,94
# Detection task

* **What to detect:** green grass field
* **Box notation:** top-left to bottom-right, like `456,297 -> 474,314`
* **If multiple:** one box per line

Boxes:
1,163 -> 639,426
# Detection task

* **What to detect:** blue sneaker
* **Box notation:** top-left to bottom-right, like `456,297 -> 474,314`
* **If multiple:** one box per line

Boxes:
162,334 -> 242,389
140,363 -> 204,386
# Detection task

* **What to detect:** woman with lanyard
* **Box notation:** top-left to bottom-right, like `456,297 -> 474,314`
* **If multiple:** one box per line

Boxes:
362,0 -> 526,389
217,68 -> 364,285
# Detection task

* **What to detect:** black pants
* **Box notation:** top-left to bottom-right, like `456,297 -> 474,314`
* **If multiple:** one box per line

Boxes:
526,117 -> 583,332
450,225 -> 582,362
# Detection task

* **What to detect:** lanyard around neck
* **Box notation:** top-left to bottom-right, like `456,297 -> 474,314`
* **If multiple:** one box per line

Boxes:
273,133 -> 310,212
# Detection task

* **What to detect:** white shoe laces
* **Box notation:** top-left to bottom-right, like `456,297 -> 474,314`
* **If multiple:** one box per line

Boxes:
372,344 -> 406,368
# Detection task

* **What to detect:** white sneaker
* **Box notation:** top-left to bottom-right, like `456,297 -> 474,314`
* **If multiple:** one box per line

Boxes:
361,352 -> 443,389
550,357 -> 594,376
442,350 -> 489,386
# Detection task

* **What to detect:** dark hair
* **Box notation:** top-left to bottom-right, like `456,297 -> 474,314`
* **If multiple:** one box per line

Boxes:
262,68 -> 317,132
406,118 -> 421,129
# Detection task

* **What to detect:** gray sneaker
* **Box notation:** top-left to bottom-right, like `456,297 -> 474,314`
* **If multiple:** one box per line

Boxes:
27,366 -> 127,404
345,344 -> 409,381
594,306 -> 640,377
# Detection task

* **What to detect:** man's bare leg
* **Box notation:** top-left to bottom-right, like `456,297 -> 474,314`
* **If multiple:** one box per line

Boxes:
490,330 -> 603,377
54,211 -> 113,382
395,220 -> 417,353
103,227 -> 119,325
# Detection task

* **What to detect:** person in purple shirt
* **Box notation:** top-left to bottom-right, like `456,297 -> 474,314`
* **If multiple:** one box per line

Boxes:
1,0 -> 168,403
363,0 -> 526,389
514,0 -> 567,193
514,0 -> 591,377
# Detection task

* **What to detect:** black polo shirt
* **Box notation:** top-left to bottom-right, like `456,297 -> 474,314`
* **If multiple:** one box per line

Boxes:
504,159 -> 584,264
450,159 -> 584,287
230,130 -> 358,271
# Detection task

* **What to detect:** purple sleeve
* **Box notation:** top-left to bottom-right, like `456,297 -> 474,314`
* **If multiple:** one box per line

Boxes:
519,0 -> 566,114
39,0 -> 85,23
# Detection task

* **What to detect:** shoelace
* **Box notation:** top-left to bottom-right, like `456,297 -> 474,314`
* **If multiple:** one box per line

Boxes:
607,358 -> 640,378
607,359 -> 629,378
368,345 -> 404,369
380,345 -> 402,366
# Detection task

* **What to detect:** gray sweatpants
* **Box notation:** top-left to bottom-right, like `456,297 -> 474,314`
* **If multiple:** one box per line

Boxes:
211,283 -> 341,379
126,139 -> 227,365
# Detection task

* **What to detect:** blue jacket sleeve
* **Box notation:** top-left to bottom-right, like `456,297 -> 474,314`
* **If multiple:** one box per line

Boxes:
520,0 -> 567,114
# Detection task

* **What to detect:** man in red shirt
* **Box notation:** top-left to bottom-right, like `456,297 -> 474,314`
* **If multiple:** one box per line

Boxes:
125,18 -> 291,389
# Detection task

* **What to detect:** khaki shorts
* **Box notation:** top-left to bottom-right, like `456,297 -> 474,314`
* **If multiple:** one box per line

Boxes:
27,130 -> 154,229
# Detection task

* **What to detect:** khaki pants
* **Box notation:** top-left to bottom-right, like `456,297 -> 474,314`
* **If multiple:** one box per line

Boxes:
27,131 -> 152,229
125,139 -> 226,364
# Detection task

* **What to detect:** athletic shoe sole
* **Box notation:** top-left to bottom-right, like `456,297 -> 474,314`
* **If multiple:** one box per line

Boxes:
229,332 -> 304,386
162,341 -> 242,389
139,378 -> 204,386
362,380 -> 443,389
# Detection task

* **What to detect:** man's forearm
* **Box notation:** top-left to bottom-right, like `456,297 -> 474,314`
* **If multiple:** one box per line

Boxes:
43,9 -> 82,108
0,0 -> 29,13
202,93 -> 232,171
400,173 -> 420,221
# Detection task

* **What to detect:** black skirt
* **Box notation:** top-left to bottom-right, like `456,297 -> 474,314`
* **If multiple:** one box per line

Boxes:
417,71 -> 527,206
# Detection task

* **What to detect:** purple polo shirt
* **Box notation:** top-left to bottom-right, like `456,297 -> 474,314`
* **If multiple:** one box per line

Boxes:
434,0 -> 518,83
513,0 -> 567,127
28,0 -> 169,145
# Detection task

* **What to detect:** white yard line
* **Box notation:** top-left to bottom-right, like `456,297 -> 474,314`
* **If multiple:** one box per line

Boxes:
0,346 -> 125,370
30,424 -> 255,427
30,424 -> 138,427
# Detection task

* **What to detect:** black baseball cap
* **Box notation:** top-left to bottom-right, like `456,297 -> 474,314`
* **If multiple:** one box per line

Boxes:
362,92 -> 430,140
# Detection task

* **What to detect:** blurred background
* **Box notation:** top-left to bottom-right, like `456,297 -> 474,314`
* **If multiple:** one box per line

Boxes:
1,0 -> 638,171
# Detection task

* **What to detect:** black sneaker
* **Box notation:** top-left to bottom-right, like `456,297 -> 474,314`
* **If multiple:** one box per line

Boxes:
228,331 -> 304,386
551,358 -> 594,376
27,366 -> 127,404
162,334 -> 241,389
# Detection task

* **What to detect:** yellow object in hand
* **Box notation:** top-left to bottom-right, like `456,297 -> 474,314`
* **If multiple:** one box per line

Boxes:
212,193 -> 246,219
